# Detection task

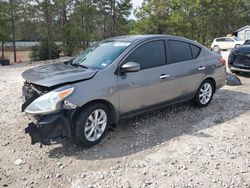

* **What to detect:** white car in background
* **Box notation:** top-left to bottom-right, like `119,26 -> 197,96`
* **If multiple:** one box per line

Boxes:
211,37 -> 244,52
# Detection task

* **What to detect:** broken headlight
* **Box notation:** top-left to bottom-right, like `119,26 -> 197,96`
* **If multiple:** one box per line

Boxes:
25,86 -> 74,115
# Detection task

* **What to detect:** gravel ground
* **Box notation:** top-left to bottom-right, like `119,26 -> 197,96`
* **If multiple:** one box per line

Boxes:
0,58 -> 250,188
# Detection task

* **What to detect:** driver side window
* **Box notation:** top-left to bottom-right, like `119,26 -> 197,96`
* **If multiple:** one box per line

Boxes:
124,40 -> 166,69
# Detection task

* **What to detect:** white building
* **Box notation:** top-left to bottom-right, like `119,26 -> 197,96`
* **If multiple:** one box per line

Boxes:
233,26 -> 250,41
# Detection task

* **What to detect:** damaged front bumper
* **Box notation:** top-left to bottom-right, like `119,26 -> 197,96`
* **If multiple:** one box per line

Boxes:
21,82 -> 77,146
25,111 -> 72,145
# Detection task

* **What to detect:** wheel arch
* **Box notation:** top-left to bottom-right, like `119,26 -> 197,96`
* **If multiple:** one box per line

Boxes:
202,77 -> 216,93
71,99 -> 118,131
213,45 -> 220,51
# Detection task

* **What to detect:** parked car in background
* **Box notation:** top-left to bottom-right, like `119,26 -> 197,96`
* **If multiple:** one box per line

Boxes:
228,40 -> 250,73
22,35 -> 226,147
211,37 -> 244,52
244,39 -> 250,45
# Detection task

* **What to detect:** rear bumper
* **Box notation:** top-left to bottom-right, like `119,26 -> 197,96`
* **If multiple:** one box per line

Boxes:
216,80 -> 226,90
215,67 -> 226,90
25,111 -> 71,145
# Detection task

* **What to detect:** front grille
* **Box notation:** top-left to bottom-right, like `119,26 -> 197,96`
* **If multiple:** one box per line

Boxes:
233,54 -> 250,67
24,82 -> 44,99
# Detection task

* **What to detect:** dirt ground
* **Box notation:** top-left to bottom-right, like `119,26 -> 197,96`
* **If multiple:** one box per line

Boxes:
3,50 -> 32,63
0,56 -> 250,188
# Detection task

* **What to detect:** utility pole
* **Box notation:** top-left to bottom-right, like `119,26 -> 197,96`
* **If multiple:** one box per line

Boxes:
9,0 -> 16,63
110,0 -> 116,37
44,0 -> 51,59
1,41 -> 4,59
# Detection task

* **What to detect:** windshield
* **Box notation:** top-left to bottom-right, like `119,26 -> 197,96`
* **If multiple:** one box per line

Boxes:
71,41 -> 131,69
233,37 -> 242,41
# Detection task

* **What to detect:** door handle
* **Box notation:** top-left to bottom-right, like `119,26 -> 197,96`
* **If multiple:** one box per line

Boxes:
198,66 -> 206,71
160,74 -> 170,79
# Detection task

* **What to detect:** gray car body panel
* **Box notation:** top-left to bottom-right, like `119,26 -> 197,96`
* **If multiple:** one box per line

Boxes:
23,35 -> 226,120
22,62 -> 98,87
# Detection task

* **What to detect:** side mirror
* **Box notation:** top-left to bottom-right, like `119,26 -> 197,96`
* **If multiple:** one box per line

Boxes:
120,62 -> 140,73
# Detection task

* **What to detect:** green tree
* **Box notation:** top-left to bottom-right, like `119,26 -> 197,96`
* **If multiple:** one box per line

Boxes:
132,0 -> 169,34
31,41 -> 60,60
94,0 -> 132,37
0,1 -> 11,59
131,0 -> 250,46
9,0 -> 27,62
53,0 -> 76,55
28,0 -> 57,59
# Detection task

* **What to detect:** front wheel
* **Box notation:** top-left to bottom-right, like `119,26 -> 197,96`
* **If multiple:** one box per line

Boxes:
193,80 -> 214,107
74,103 -> 110,147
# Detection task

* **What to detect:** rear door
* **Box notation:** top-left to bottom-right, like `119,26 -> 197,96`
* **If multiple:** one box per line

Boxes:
165,40 -> 205,97
225,37 -> 235,49
218,38 -> 226,49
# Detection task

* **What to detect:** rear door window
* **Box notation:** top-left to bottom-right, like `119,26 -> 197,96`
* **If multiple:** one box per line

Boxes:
216,38 -> 225,42
225,38 -> 234,42
190,44 -> 201,59
170,40 -> 192,63
124,40 -> 166,69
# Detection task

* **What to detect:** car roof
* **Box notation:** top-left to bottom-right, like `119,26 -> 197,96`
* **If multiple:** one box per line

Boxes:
108,34 -> 186,43
215,37 -> 232,39
105,34 -> 205,49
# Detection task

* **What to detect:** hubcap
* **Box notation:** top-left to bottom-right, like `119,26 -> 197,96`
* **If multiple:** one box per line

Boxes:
199,83 -> 212,105
84,109 -> 107,142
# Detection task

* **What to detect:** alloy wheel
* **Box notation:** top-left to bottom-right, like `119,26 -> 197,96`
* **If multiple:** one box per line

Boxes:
199,83 -> 212,105
84,109 -> 107,142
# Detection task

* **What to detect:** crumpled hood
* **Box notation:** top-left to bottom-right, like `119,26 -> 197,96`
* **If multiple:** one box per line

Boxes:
22,62 -> 98,87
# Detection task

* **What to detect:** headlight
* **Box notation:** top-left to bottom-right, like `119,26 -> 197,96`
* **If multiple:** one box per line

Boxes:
25,86 -> 74,115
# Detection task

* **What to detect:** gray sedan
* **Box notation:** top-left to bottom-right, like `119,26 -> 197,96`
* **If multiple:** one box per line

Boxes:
22,35 -> 226,147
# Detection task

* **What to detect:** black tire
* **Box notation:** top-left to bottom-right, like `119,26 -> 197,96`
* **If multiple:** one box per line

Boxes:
74,103 -> 110,147
213,45 -> 220,52
193,80 -> 214,107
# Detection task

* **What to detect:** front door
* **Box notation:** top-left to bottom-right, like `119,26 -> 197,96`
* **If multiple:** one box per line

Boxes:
117,40 -> 174,114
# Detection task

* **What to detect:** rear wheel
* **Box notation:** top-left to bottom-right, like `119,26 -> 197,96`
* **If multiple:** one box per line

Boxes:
193,80 -> 214,107
235,44 -> 240,49
213,45 -> 220,52
74,103 -> 110,147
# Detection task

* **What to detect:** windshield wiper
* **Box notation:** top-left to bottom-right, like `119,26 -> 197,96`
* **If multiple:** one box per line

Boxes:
76,64 -> 88,69
69,62 -> 88,69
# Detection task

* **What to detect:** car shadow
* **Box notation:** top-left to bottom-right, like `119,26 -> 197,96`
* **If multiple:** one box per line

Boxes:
48,89 -> 250,160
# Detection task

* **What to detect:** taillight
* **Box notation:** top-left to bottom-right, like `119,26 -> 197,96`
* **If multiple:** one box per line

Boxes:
219,57 -> 226,65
